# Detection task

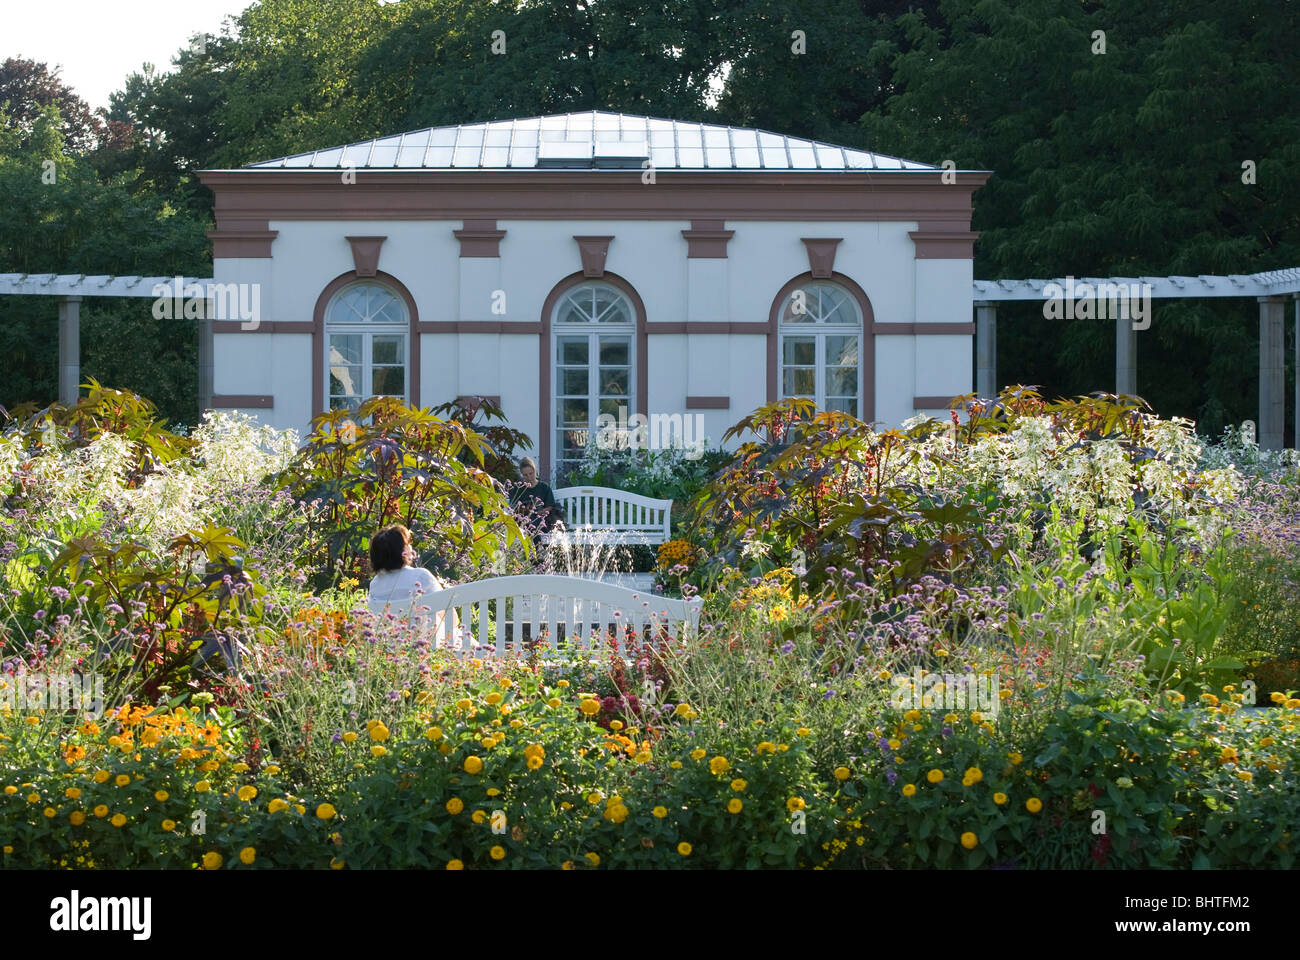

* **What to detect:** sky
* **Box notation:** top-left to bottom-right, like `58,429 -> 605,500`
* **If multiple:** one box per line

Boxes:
5,0 -> 252,111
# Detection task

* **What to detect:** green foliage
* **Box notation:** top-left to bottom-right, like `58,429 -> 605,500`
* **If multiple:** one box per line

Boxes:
275,397 -> 525,586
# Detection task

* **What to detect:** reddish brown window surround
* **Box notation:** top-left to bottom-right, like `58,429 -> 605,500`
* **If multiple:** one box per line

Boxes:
311,271 -> 422,418
767,272 -> 876,422
537,271 -> 648,477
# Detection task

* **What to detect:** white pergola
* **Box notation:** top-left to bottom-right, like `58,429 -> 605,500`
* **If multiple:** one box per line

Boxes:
2,268 -> 1298,448
0,274 -> 216,414
972,268 -> 1300,449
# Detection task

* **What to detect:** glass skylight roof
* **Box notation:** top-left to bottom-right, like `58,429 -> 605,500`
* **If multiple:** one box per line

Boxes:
243,111 -> 939,172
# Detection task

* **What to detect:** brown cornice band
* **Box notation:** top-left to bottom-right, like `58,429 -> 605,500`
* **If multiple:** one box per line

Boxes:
211,394 -> 273,409
453,219 -> 507,257
199,172 -> 987,239
212,320 -> 305,333
418,321 -> 541,334
909,230 -> 981,259
873,322 -> 976,335
644,321 -> 769,334
682,220 -> 734,258
913,396 -> 956,409
685,396 -> 730,409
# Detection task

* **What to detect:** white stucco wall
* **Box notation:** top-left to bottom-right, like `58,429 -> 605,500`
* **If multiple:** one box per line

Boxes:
211,216 -> 973,459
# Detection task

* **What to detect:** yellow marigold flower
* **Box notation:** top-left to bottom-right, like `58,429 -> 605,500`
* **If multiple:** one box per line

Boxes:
490,845 -> 506,860
709,756 -> 730,775
64,787 -> 81,800
786,796 -> 806,813
756,741 -> 776,755
111,814 -> 126,827
424,726 -> 443,741
371,745 -> 387,758
887,738 -> 901,750
162,819 -> 176,831
94,804 -> 109,818
316,803 -> 337,820
464,756 -> 484,775
1008,752 -> 1022,765
730,778 -> 748,792
580,699 -> 601,716
239,847 -> 256,865
834,766 -> 851,781
690,748 -> 706,761
1026,797 -> 1042,813
472,809 -> 488,824
268,799 -> 288,814
557,680 -> 570,688
486,788 -> 501,797
368,722 -> 390,742
343,732 -> 358,743
69,811 -> 85,826
902,783 -> 917,797
115,774 -> 130,787
960,831 -> 978,850
585,852 -> 600,866
1236,770 -> 1253,782
232,762 -> 250,773
728,798 -> 743,814
999,689 -> 1012,700
652,806 -> 668,818
527,755 -> 544,770
195,780 -> 211,793
1287,699 -> 1300,709
969,712 -> 983,723
2,786 -> 14,796
485,692 -> 503,707
2,846 -> 10,854
42,807 -> 56,818
202,851 -> 222,870
560,801 -> 572,810
994,792 -> 1008,805
446,798 -> 464,815
25,793 -> 39,803
154,790 -> 169,802
237,786 -> 257,802
443,858 -> 464,870
677,842 -> 692,856
561,861 -> 574,870
777,744 -> 789,752
605,804 -> 629,824
330,858 -> 345,870
796,727 -> 811,737
547,698 -> 562,709
965,767 -> 983,783
587,792 -> 603,805
1270,692 -> 1286,704
93,770 -> 110,784
927,769 -> 943,784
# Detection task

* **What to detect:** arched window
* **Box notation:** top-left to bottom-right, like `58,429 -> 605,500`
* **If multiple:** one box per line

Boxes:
777,281 -> 862,415
551,281 -> 636,482
325,282 -> 408,411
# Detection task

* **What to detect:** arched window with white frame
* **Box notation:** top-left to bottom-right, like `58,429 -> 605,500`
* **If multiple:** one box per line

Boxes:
551,281 -> 636,483
777,281 -> 862,415
325,281 -> 408,411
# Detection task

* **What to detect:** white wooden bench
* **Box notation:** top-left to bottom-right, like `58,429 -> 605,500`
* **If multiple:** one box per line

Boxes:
542,486 -> 673,546
422,574 -> 702,658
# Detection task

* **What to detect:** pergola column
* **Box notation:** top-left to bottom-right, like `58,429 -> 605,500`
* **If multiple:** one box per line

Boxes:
1259,295 -> 1286,450
198,297 -> 214,419
57,295 -> 82,405
975,300 -> 997,398
1115,313 -> 1136,397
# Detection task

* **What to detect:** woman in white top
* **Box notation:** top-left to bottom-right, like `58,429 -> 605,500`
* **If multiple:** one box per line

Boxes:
366,524 -> 453,643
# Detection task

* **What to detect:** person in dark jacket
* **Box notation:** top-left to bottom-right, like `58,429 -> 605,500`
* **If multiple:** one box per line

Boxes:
510,457 -> 564,536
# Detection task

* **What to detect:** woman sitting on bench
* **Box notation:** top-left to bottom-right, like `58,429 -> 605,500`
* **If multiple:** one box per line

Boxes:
367,524 -> 453,642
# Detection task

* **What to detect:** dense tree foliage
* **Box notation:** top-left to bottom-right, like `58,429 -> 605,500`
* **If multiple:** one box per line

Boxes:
1,0 -> 1296,434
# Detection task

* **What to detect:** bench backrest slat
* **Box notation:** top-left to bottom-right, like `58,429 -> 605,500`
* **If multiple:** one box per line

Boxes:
424,574 -> 700,659
552,486 -> 673,544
